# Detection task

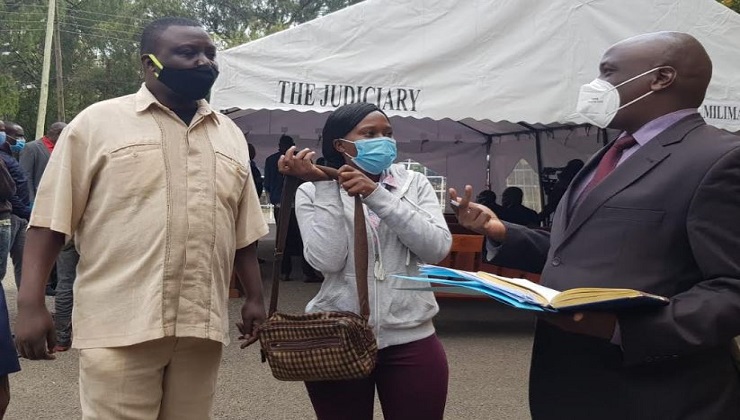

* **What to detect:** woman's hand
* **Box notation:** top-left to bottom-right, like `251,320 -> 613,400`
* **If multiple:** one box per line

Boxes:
278,146 -> 331,182
338,165 -> 378,198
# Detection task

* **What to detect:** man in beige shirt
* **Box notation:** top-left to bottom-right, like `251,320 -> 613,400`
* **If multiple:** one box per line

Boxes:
14,17 -> 268,420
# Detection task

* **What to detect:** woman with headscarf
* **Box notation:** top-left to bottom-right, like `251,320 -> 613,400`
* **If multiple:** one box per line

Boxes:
279,102 -> 451,420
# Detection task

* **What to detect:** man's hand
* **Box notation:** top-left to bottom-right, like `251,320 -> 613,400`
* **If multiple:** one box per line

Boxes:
449,185 -> 506,241
540,311 -> 617,341
338,165 -> 378,198
278,146 -> 331,182
14,303 -> 56,360
236,298 -> 267,349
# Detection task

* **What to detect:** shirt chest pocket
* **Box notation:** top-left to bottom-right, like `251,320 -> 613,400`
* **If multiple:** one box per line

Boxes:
214,151 -> 249,210
106,143 -> 165,200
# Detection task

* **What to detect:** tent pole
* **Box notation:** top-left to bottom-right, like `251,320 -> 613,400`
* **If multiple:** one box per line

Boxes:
533,130 -> 546,215
520,123 -> 546,219
485,135 -> 492,189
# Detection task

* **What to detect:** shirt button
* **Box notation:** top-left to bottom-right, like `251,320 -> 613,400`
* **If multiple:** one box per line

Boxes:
551,257 -> 561,267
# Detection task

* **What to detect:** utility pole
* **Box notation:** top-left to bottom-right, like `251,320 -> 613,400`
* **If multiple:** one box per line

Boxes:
35,0 -> 56,139
53,0 -> 65,121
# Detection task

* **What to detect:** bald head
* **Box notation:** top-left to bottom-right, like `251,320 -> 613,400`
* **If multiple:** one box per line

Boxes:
47,122 -> 67,143
610,32 -> 711,106
598,32 -> 712,131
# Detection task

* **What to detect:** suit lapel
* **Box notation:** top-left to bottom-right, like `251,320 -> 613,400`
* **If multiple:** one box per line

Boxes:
547,147 -> 609,243
554,114 -> 705,251
562,145 -> 611,221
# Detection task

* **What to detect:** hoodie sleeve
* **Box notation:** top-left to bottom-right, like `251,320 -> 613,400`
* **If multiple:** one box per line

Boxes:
0,160 -> 16,203
295,180 -> 350,274
362,172 -> 452,264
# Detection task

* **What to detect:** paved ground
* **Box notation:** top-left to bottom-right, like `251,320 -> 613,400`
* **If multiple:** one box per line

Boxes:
2,233 -> 535,420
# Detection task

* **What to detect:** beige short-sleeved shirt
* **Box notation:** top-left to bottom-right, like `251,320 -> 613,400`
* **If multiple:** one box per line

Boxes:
30,85 -> 268,349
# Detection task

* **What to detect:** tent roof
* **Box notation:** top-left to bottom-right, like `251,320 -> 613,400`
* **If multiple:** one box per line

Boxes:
212,0 -> 740,131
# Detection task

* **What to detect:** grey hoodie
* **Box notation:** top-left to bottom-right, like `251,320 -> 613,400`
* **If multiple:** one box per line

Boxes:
295,164 -> 452,349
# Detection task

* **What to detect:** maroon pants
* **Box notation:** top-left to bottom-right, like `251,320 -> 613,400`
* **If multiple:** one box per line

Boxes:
305,334 -> 449,420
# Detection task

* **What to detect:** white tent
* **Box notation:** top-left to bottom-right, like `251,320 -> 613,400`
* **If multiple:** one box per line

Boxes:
211,0 -> 740,197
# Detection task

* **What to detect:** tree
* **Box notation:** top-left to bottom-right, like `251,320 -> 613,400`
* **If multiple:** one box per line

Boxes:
720,0 -> 740,13
0,0 -> 364,135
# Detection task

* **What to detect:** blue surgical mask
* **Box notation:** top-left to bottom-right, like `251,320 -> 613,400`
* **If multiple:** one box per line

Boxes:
0,132 -> 5,147
341,137 -> 397,175
10,137 -> 26,153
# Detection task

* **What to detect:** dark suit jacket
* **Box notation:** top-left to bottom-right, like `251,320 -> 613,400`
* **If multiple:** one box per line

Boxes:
19,139 -> 51,203
493,114 -> 740,420
0,146 -> 31,220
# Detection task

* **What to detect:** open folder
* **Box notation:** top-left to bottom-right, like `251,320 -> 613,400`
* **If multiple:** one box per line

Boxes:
396,265 -> 669,312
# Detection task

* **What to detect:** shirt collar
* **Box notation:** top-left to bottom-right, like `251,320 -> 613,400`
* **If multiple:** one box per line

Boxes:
134,83 -> 220,124
627,108 -> 698,146
378,170 -> 400,190
42,136 -> 55,152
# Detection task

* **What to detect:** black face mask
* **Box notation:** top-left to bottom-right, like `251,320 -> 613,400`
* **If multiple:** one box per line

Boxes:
149,54 -> 219,100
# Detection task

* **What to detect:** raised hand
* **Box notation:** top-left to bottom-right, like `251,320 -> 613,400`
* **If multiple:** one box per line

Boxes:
337,165 -> 378,198
449,185 -> 506,241
278,146 -> 331,182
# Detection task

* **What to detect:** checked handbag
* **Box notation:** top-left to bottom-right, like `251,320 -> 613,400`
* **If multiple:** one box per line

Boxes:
258,166 -> 378,382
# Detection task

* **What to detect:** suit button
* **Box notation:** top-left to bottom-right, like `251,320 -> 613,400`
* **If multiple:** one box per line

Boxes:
551,257 -> 561,267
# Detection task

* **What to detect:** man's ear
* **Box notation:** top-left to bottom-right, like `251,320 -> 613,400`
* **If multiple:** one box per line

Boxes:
652,66 -> 677,92
141,54 -> 158,76
333,139 -> 346,154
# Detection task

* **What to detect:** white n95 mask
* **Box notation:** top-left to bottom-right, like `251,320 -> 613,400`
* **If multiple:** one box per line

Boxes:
576,67 -> 668,128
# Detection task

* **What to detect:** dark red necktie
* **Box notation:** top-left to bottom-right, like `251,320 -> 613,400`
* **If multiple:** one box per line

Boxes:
576,135 -> 637,204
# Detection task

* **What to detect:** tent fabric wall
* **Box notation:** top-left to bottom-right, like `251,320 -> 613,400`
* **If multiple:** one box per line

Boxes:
212,0 -> 740,197
212,0 -> 740,130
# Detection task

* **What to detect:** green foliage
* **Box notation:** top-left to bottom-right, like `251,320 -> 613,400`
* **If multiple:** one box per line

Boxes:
720,0 -> 740,13
0,0 -> 363,136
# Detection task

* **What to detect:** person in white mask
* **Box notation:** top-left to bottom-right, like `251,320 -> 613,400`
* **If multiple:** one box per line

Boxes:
451,31 -> 740,420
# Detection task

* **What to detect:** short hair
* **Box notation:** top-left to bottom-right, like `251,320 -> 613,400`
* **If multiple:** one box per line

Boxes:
502,187 -> 524,203
279,135 -> 295,148
47,122 -> 66,137
140,17 -> 202,55
321,103 -> 387,169
477,190 -> 497,203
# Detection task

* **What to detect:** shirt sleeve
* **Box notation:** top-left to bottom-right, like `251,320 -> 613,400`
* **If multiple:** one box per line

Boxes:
29,123 -> 93,237
485,238 -> 502,260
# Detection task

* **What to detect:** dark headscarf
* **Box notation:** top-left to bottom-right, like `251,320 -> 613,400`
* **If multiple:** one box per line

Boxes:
321,102 -> 388,169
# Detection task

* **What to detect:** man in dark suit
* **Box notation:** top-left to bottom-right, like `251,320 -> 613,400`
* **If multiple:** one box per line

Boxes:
20,121 -> 66,202
451,32 -> 740,419
500,186 -> 540,227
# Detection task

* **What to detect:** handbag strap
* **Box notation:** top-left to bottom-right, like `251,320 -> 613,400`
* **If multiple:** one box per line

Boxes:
268,165 -> 370,319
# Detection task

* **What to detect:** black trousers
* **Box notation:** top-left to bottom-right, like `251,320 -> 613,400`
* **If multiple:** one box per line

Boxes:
273,207 -> 318,279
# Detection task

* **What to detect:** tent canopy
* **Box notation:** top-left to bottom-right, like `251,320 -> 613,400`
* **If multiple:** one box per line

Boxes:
211,0 -> 740,194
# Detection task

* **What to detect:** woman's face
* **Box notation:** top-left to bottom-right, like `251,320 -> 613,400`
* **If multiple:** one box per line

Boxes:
334,111 -> 393,165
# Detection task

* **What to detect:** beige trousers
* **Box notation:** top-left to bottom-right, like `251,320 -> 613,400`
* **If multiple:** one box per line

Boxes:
79,337 -> 222,420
